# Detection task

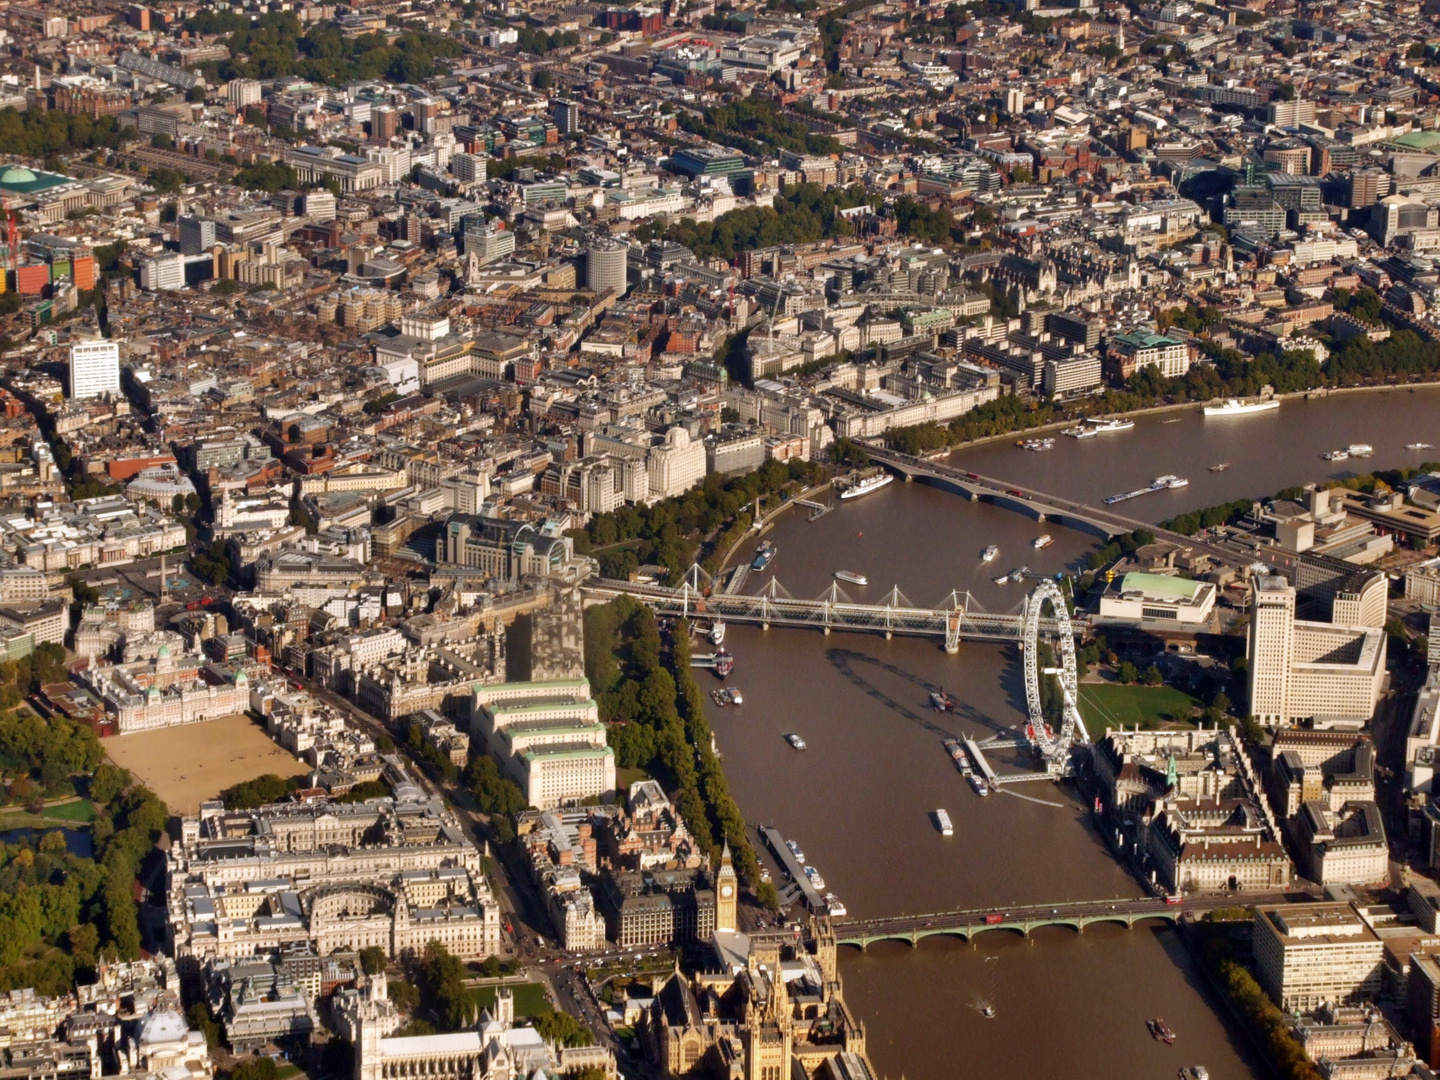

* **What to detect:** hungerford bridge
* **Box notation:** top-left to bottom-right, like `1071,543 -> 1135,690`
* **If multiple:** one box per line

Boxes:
827,892 -> 1304,949
582,573 -> 1087,770
583,573 -> 1060,650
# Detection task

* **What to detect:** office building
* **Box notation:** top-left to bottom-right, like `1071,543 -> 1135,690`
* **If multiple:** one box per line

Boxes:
1253,903 -> 1384,1011
1266,99 -> 1318,127
1105,331 -> 1190,379
551,98 -> 580,136
585,239 -> 628,295
1248,577 -> 1387,728
668,146 -> 746,179
177,215 -> 216,256
470,678 -> 615,809
68,340 -> 120,400
140,253 -> 185,292
1350,169 -> 1385,209
370,106 -> 399,144
225,79 -> 261,108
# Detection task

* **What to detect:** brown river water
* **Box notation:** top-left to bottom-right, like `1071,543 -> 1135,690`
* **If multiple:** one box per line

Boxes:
704,391 -> 1440,1079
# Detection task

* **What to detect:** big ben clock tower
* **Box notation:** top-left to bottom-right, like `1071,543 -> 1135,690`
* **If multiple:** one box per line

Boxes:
716,841 -> 737,933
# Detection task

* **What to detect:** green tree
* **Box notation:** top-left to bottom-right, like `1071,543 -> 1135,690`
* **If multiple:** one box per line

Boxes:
1117,661 -> 1138,684
359,945 -> 388,975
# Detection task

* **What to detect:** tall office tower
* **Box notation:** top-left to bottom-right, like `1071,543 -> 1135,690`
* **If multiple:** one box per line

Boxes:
1249,576 -> 1296,726
69,340 -> 121,400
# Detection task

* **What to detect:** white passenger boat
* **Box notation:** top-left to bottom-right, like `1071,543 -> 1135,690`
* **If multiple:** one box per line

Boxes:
1033,534 -> 1054,549
1204,398 -> 1280,417
1062,426 -> 1097,439
785,732 -> 807,751
835,570 -> 868,586
1086,418 -> 1135,433
935,808 -> 953,836
981,545 -> 999,562
1323,449 -> 1350,462
1346,443 -> 1374,458
1408,442 -> 1434,450
839,473 -> 893,500
709,621 -> 726,647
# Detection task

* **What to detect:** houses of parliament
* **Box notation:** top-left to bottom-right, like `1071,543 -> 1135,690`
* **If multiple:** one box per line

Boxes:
646,845 -> 879,1080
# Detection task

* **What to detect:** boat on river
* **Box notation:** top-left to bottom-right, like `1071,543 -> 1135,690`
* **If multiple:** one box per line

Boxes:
1408,442 -> 1434,450
935,808 -> 953,836
981,544 -> 999,561
709,621 -> 726,647
1104,476 -> 1190,504
1062,426 -> 1097,439
1323,449 -> 1349,462
785,732 -> 807,751
1087,418 -> 1135,433
1204,398 -> 1279,417
1033,534 -> 1054,549
931,690 -> 955,713
1017,437 -> 1055,451
1148,1018 -> 1177,1045
839,472 -> 893,500
1347,443 -> 1374,457
835,570 -> 868,586
1209,463 -> 1230,472
752,541 -> 776,571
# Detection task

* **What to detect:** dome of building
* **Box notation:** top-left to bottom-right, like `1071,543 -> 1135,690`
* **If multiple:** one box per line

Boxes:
138,1009 -> 189,1046
0,166 -> 36,186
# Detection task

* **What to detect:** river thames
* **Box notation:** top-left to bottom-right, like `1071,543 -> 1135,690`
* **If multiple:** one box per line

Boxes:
704,390 -> 1440,1079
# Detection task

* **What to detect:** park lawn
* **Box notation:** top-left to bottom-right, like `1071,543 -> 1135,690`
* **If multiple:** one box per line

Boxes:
1078,683 -> 1199,740
472,983 -> 550,1018
0,800 -> 95,830
39,799 -> 95,822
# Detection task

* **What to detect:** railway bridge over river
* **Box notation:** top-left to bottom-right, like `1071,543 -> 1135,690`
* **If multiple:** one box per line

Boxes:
830,891 -> 1305,949
582,576 -> 1069,652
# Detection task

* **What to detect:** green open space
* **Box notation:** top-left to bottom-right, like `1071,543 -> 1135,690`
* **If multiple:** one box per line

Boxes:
35,799 -> 95,822
1077,683 -> 1198,739
471,983 -> 549,1018
0,798 -> 95,830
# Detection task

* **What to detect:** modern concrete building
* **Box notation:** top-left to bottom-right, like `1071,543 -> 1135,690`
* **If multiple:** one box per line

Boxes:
1248,577 -> 1386,728
585,239 -> 628,295
1096,572 -> 1216,626
1253,903 -> 1384,1011
178,215 -> 216,256
68,340 -> 120,400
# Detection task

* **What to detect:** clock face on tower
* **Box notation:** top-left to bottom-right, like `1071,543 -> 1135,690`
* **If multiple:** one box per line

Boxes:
721,884 -> 733,898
